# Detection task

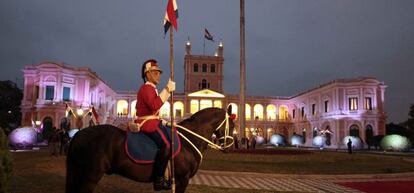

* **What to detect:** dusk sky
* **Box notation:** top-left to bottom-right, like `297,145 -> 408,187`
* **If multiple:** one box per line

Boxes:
1,0 -> 413,123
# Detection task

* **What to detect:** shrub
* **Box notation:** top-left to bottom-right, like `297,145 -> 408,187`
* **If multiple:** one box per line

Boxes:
0,128 -> 13,193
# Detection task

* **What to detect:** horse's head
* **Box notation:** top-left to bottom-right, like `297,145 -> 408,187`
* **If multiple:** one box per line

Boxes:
212,105 -> 236,150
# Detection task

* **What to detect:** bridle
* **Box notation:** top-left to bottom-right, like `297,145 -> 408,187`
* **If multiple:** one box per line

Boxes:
173,111 -> 234,165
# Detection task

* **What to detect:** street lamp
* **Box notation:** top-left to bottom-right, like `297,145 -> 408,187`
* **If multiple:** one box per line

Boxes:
76,108 -> 85,129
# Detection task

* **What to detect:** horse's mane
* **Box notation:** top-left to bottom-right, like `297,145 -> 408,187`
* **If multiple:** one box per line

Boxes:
178,107 -> 224,128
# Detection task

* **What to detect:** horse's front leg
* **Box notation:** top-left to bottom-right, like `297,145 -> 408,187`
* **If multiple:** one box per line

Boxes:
175,176 -> 190,193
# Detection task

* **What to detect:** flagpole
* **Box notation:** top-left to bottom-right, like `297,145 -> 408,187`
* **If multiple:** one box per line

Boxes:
169,23 -> 176,193
240,0 -> 246,143
203,37 -> 206,55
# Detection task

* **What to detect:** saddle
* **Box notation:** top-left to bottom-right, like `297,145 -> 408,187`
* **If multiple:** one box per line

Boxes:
125,122 -> 181,164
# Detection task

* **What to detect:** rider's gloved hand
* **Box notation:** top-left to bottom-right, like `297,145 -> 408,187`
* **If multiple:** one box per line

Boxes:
166,79 -> 175,93
160,79 -> 175,102
161,119 -> 176,127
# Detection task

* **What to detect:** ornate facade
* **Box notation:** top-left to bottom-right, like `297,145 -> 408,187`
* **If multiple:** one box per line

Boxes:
20,41 -> 386,148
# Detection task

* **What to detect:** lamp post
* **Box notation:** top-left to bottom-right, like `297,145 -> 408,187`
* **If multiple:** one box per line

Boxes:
76,108 -> 84,129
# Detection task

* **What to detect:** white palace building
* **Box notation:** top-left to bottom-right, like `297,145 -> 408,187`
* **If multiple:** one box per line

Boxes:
20,41 -> 386,149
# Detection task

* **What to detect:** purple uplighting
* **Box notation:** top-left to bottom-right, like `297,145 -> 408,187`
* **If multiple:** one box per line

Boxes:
9,127 -> 37,147
342,136 -> 363,149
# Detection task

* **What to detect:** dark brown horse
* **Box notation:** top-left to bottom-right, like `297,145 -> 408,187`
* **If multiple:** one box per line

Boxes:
65,106 -> 234,193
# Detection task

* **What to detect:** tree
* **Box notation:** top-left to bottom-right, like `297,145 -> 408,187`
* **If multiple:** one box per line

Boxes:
400,104 -> 414,146
0,128 -> 13,193
407,104 -> 414,130
409,104 -> 414,120
0,80 -> 23,134
386,122 -> 408,136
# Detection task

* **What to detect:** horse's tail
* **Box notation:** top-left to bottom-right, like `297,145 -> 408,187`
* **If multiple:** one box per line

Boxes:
65,131 -> 85,193
65,126 -> 107,193
65,125 -> 123,193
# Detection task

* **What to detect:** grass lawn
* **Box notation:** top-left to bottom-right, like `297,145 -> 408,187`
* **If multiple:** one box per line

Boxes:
200,148 -> 414,174
6,148 -> 414,193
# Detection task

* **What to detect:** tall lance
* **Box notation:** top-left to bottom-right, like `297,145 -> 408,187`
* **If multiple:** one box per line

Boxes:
168,18 -> 176,193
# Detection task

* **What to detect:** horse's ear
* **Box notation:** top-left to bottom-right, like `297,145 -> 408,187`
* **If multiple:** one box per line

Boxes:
227,104 -> 232,116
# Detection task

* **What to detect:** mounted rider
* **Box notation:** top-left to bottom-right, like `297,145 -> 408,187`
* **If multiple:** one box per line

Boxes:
132,59 -> 175,191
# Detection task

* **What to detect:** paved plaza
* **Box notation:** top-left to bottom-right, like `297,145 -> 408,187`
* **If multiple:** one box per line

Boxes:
190,170 -> 414,193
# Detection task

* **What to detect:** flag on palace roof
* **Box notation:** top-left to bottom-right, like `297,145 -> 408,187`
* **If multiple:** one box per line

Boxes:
204,28 -> 214,42
91,106 -> 100,125
163,0 -> 178,34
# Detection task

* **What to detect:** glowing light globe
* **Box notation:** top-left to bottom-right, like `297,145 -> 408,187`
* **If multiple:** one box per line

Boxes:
8,127 -> 37,147
342,136 -> 363,149
380,134 -> 411,151
290,135 -> 304,146
255,136 -> 265,144
68,129 -> 80,138
270,134 -> 285,146
313,136 -> 326,147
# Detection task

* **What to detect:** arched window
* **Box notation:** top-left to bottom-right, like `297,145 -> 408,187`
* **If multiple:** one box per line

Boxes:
116,100 -> 128,116
349,124 -> 360,137
279,105 -> 289,120
325,126 -> 331,146
302,128 -> 307,143
60,117 -> 70,130
366,125 -> 374,146
193,63 -> 198,72
211,64 -> 216,73
253,104 -> 264,120
173,101 -> 184,118
202,63 -> 207,72
42,116 -> 53,138
160,102 -> 170,118
266,104 -> 276,121
313,127 -> 318,138
130,100 -> 137,117
245,104 -> 251,120
229,103 -> 238,117
201,79 -> 207,89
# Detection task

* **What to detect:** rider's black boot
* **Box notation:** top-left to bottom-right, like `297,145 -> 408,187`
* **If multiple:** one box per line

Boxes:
153,147 -> 171,191
153,176 -> 172,191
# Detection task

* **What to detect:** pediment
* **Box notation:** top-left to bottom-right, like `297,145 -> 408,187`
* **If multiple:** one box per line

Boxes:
187,89 -> 225,98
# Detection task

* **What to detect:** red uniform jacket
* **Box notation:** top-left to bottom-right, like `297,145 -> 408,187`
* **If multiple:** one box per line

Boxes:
135,82 -> 164,133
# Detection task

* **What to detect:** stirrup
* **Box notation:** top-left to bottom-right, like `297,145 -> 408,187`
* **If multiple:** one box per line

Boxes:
153,177 -> 172,191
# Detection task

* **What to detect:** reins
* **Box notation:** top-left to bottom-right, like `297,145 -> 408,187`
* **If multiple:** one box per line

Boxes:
173,113 -> 234,165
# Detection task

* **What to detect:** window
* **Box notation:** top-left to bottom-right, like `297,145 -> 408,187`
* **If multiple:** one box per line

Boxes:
213,100 -> 222,108
202,63 -> 207,72
313,127 -> 318,138
201,79 -> 207,89
63,87 -> 71,101
211,64 -> 216,73
292,109 -> 296,119
253,104 -> 264,120
301,107 -> 305,117
45,85 -> 54,100
312,104 -> 316,115
349,124 -> 360,137
175,109 -> 182,118
34,85 -> 39,99
194,63 -> 198,72
245,104 -> 251,120
190,100 -> 199,114
365,97 -> 372,110
266,105 -> 276,120
349,97 -> 358,111
200,100 -> 213,110
324,100 -> 329,113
